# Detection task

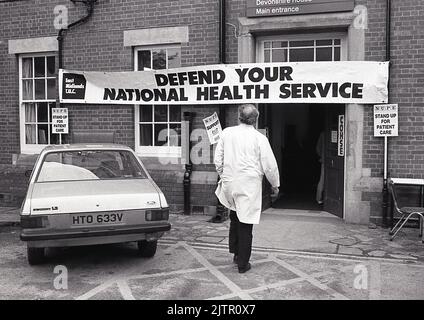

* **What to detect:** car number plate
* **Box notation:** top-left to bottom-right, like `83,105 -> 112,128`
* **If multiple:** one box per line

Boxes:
71,213 -> 124,225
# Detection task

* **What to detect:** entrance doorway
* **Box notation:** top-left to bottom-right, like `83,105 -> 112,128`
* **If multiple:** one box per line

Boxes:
259,103 -> 345,218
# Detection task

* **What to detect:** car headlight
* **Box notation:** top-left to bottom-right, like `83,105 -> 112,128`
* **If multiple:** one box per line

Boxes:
145,209 -> 169,221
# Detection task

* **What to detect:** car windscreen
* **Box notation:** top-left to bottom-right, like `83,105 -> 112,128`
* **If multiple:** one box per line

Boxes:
36,150 -> 148,182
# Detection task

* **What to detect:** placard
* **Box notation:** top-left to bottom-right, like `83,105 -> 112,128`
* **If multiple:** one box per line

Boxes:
203,112 -> 222,144
374,104 -> 398,137
52,108 -> 68,134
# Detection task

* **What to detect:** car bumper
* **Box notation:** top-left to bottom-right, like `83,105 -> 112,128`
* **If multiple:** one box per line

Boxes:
21,223 -> 171,248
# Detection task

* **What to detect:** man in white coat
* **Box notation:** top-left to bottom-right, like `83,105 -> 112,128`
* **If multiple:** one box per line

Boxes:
214,104 -> 280,273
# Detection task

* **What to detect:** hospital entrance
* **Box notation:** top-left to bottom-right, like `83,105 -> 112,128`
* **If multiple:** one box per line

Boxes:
258,104 -> 345,218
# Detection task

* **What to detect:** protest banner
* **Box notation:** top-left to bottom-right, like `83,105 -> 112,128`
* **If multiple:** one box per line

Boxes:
59,61 -> 389,105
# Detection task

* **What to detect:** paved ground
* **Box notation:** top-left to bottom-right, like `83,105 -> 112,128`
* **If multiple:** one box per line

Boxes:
0,207 -> 423,300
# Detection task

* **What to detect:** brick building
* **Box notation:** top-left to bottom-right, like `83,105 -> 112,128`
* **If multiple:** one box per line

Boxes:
0,0 -> 422,226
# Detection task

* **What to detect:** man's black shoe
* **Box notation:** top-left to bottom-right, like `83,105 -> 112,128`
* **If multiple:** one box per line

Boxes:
233,255 -> 238,264
238,263 -> 251,274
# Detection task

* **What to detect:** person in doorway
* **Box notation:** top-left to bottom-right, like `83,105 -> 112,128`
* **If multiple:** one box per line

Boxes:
214,104 -> 280,273
316,131 -> 325,205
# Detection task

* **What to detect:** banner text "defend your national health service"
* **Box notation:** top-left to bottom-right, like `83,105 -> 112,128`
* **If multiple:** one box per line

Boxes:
59,62 -> 389,105
103,66 -> 364,102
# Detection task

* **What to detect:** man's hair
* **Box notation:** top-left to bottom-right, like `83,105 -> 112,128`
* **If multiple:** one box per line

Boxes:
238,104 -> 259,126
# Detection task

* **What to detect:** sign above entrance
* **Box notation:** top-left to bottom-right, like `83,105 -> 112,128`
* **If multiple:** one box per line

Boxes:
374,104 -> 398,137
246,0 -> 355,18
59,61 -> 389,105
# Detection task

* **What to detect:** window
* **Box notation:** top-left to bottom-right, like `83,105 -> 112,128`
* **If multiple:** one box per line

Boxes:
19,54 -> 63,153
37,150 -> 148,182
137,47 -> 181,70
134,46 -> 182,157
258,34 -> 346,63
139,105 -> 182,147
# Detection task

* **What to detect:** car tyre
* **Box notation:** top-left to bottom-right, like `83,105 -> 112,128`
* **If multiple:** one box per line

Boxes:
27,246 -> 45,265
137,240 -> 157,258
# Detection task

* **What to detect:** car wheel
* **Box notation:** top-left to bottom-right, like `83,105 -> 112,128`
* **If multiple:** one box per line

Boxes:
27,246 -> 45,265
137,240 -> 157,258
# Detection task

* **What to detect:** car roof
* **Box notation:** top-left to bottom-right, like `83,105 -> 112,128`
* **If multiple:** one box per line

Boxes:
40,144 -> 133,153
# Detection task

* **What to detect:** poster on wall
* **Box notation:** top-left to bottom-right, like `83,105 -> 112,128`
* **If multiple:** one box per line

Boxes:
373,104 -> 398,137
203,112 -> 222,145
59,61 -> 389,105
52,108 -> 68,134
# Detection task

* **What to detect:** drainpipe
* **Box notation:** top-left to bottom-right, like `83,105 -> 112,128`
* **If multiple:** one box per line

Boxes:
218,0 -> 227,126
382,0 -> 391,228
56,0 -> 96,144
58,0 -> 97,69
212,0 -> 228,223
183,112 -> 194,215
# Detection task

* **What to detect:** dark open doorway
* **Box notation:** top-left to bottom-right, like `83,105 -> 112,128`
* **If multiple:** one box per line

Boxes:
259,103 -> 345,216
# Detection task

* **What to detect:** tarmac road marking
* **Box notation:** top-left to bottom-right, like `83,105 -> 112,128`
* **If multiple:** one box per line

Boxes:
117,279 -> 135,300
368,261 -> 382,300
74,240 -> 407,300
269,253 -> 350,300
129,267 -> 209,280
206,277 -> 306,300
76,241 -> 181,300
75,280 -> 116,300
181,242 -> 253,300
172,240 -> 421,265
206,263 -> 359,300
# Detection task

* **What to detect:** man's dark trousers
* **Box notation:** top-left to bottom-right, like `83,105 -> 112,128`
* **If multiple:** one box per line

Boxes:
229,210 -> 253,269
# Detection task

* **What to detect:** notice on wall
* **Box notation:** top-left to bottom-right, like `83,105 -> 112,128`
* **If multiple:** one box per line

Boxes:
59,61 -> 389,105
374,104 -> 398,137
203,112 -> 222,145
338,115 -> 345,156
52,108 -> 68,134
246,0 -> 355,18
331,130 -> 338,143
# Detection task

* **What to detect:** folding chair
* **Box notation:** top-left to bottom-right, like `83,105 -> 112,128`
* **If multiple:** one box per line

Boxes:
388,179 -> 424,242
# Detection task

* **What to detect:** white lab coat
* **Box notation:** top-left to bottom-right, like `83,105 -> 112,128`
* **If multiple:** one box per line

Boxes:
214,123 -> 280,224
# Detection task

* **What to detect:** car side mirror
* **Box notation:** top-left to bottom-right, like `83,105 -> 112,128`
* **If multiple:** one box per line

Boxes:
24,169 -> 32,178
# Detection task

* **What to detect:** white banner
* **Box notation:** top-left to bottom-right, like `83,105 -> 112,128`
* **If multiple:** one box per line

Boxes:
59,62 -> 389,105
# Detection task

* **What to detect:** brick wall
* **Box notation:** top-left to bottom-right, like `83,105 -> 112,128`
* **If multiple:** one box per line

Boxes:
358,0 -> 424,223
0,0 -> 225,209
0,0 -> 423,222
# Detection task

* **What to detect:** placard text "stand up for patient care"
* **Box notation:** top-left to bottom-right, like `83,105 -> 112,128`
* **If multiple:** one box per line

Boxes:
374,104 -> 398,182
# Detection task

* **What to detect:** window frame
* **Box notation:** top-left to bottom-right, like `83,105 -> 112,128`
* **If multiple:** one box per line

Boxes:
256,32 -> 348,63
133,44 -> 182,158
19,52 -> 58,154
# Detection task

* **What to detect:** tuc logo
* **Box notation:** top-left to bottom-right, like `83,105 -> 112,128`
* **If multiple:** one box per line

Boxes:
62,73 -> 86,100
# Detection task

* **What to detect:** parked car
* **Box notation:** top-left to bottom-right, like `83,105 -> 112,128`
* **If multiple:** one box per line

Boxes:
20,144 -> 171,265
